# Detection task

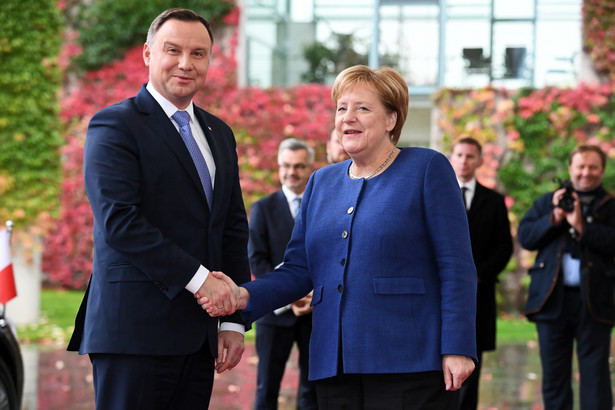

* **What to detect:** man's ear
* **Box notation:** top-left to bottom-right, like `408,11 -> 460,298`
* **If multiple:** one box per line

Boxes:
143,43 -> 151,67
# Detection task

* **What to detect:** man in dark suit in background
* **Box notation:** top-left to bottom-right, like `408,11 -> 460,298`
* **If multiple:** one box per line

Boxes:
449,137 -> 513,410
67,8 -> 251,409
248,138 -> 317,410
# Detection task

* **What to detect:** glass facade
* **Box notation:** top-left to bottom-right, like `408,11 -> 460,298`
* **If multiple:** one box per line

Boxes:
242,0 -> 582,92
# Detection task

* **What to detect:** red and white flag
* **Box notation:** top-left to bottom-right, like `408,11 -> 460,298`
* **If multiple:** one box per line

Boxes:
0,228 -> 17,305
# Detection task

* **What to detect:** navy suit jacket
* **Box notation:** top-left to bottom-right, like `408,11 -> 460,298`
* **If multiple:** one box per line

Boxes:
466,182 -> 512,351
248,190 -> 302,327
242,148 -> 477,381
68,85 -> 250,358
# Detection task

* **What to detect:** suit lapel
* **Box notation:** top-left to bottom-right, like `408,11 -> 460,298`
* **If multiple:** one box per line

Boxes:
134,86 -> 210,208
194,107 -> 221,214
274,190 -> 294,227
467,182 -> 486,220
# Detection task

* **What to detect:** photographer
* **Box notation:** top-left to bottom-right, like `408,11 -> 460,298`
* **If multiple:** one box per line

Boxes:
518,144 -> 615,410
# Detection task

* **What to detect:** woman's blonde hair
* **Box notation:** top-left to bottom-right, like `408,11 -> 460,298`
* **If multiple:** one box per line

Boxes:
331,65 -> 409,145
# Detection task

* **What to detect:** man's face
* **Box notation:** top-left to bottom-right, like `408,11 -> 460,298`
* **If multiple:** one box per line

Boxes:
327,130 -> 350,164
278,148 -> 311,194
143,18 -> 211,109
450,142 -> 483,183
569,151 -> 605,192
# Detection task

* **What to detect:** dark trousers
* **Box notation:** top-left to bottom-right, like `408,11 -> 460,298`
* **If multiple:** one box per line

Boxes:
254,316 -> 317,410
536,287 -> 613,410
458,351 -> 483,410
314,371 -> 459,410
89,342 -> 215,410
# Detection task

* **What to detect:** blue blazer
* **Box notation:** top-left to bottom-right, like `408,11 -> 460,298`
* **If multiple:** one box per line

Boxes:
243,147 -> 477,381
68,85 -> 250,357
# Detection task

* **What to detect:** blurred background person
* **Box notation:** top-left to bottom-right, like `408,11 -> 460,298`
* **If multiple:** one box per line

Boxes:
449,136 -> 513,410
248,138 -> 317,410
202,65 -> 477,410
518,144 -> 615,410
326,128 -> 350,164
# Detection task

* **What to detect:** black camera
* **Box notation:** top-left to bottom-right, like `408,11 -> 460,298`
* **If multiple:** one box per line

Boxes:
554,177 -> 575,212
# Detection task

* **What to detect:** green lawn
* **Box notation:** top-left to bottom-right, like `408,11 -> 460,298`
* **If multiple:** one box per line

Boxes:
17,289 -> 537,346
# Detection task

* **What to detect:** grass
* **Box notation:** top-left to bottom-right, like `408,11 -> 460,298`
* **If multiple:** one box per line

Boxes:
18,289 -> 538,346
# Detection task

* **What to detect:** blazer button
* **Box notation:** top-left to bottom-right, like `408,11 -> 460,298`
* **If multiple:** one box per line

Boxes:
539,262 -> 545,268
347,207 -> 354,214
342,230 -> 349,239
337,284 -> 343,293
340,258 -> 346,266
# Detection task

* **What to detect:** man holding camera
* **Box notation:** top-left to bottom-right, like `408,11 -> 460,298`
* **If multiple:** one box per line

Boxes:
518,144 -> 615,410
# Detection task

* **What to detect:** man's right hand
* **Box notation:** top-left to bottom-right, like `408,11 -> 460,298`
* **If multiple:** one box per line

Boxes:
196,271 -> 249,317
194,271 -> 238,316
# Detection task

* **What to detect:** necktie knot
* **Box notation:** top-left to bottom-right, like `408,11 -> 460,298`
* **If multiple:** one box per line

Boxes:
172,110 -> 191,128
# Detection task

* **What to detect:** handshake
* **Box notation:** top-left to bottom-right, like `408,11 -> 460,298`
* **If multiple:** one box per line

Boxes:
195,271 -> 249,317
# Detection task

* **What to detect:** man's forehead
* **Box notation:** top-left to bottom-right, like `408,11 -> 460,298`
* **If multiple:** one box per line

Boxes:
156,20 -> 211,44
571,151 -> 602,165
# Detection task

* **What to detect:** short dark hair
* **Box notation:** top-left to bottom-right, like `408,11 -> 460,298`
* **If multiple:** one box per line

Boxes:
146,8 -> 213,46
453,136 -> 482,155
569,144 -> 607,169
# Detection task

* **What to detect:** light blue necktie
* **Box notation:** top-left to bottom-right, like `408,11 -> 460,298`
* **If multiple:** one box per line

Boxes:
293,197 -> 302,219
172,110 -> 213,209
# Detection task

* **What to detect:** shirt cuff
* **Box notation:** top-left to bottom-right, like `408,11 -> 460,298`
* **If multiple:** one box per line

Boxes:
220,322 -> 245,335
185,265 -> 209,294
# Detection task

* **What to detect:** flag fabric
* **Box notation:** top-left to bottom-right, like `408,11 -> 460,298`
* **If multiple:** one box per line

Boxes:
0,228 -> 17,305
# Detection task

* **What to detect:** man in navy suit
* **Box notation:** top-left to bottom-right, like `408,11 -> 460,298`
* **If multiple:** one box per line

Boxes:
450,137 -> 513,410
67,8 -> 251,409
248,138 -> 317,410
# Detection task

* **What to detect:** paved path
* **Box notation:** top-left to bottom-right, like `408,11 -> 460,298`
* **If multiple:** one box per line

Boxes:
21,340 -> 615,409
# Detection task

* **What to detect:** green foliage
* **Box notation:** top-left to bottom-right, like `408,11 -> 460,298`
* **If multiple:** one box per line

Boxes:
302,33 -> 368,83
498,113 -> 579,218
0,1 -> 64,228
74,0 -> 235,71
499,84 -> 615,219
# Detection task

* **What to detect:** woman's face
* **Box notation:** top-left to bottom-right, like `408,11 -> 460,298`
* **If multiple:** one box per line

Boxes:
334,85 -> 396,158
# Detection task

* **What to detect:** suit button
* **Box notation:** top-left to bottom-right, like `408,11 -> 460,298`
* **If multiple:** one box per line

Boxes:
340,258 -> 346,266
337,284 -> 343,293
539,262 -> 545,268
342,230 -> 348,239
347,207 -> 354,214
154,281 -> 168,292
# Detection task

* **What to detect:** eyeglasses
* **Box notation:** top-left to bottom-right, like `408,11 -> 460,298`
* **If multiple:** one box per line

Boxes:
279,163 -> 309,171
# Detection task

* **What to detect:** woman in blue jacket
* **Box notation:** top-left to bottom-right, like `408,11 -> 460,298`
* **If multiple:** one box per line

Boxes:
202,65 -> 477,409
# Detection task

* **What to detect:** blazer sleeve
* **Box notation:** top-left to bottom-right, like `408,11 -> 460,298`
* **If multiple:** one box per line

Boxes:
423,153 -> 478,359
